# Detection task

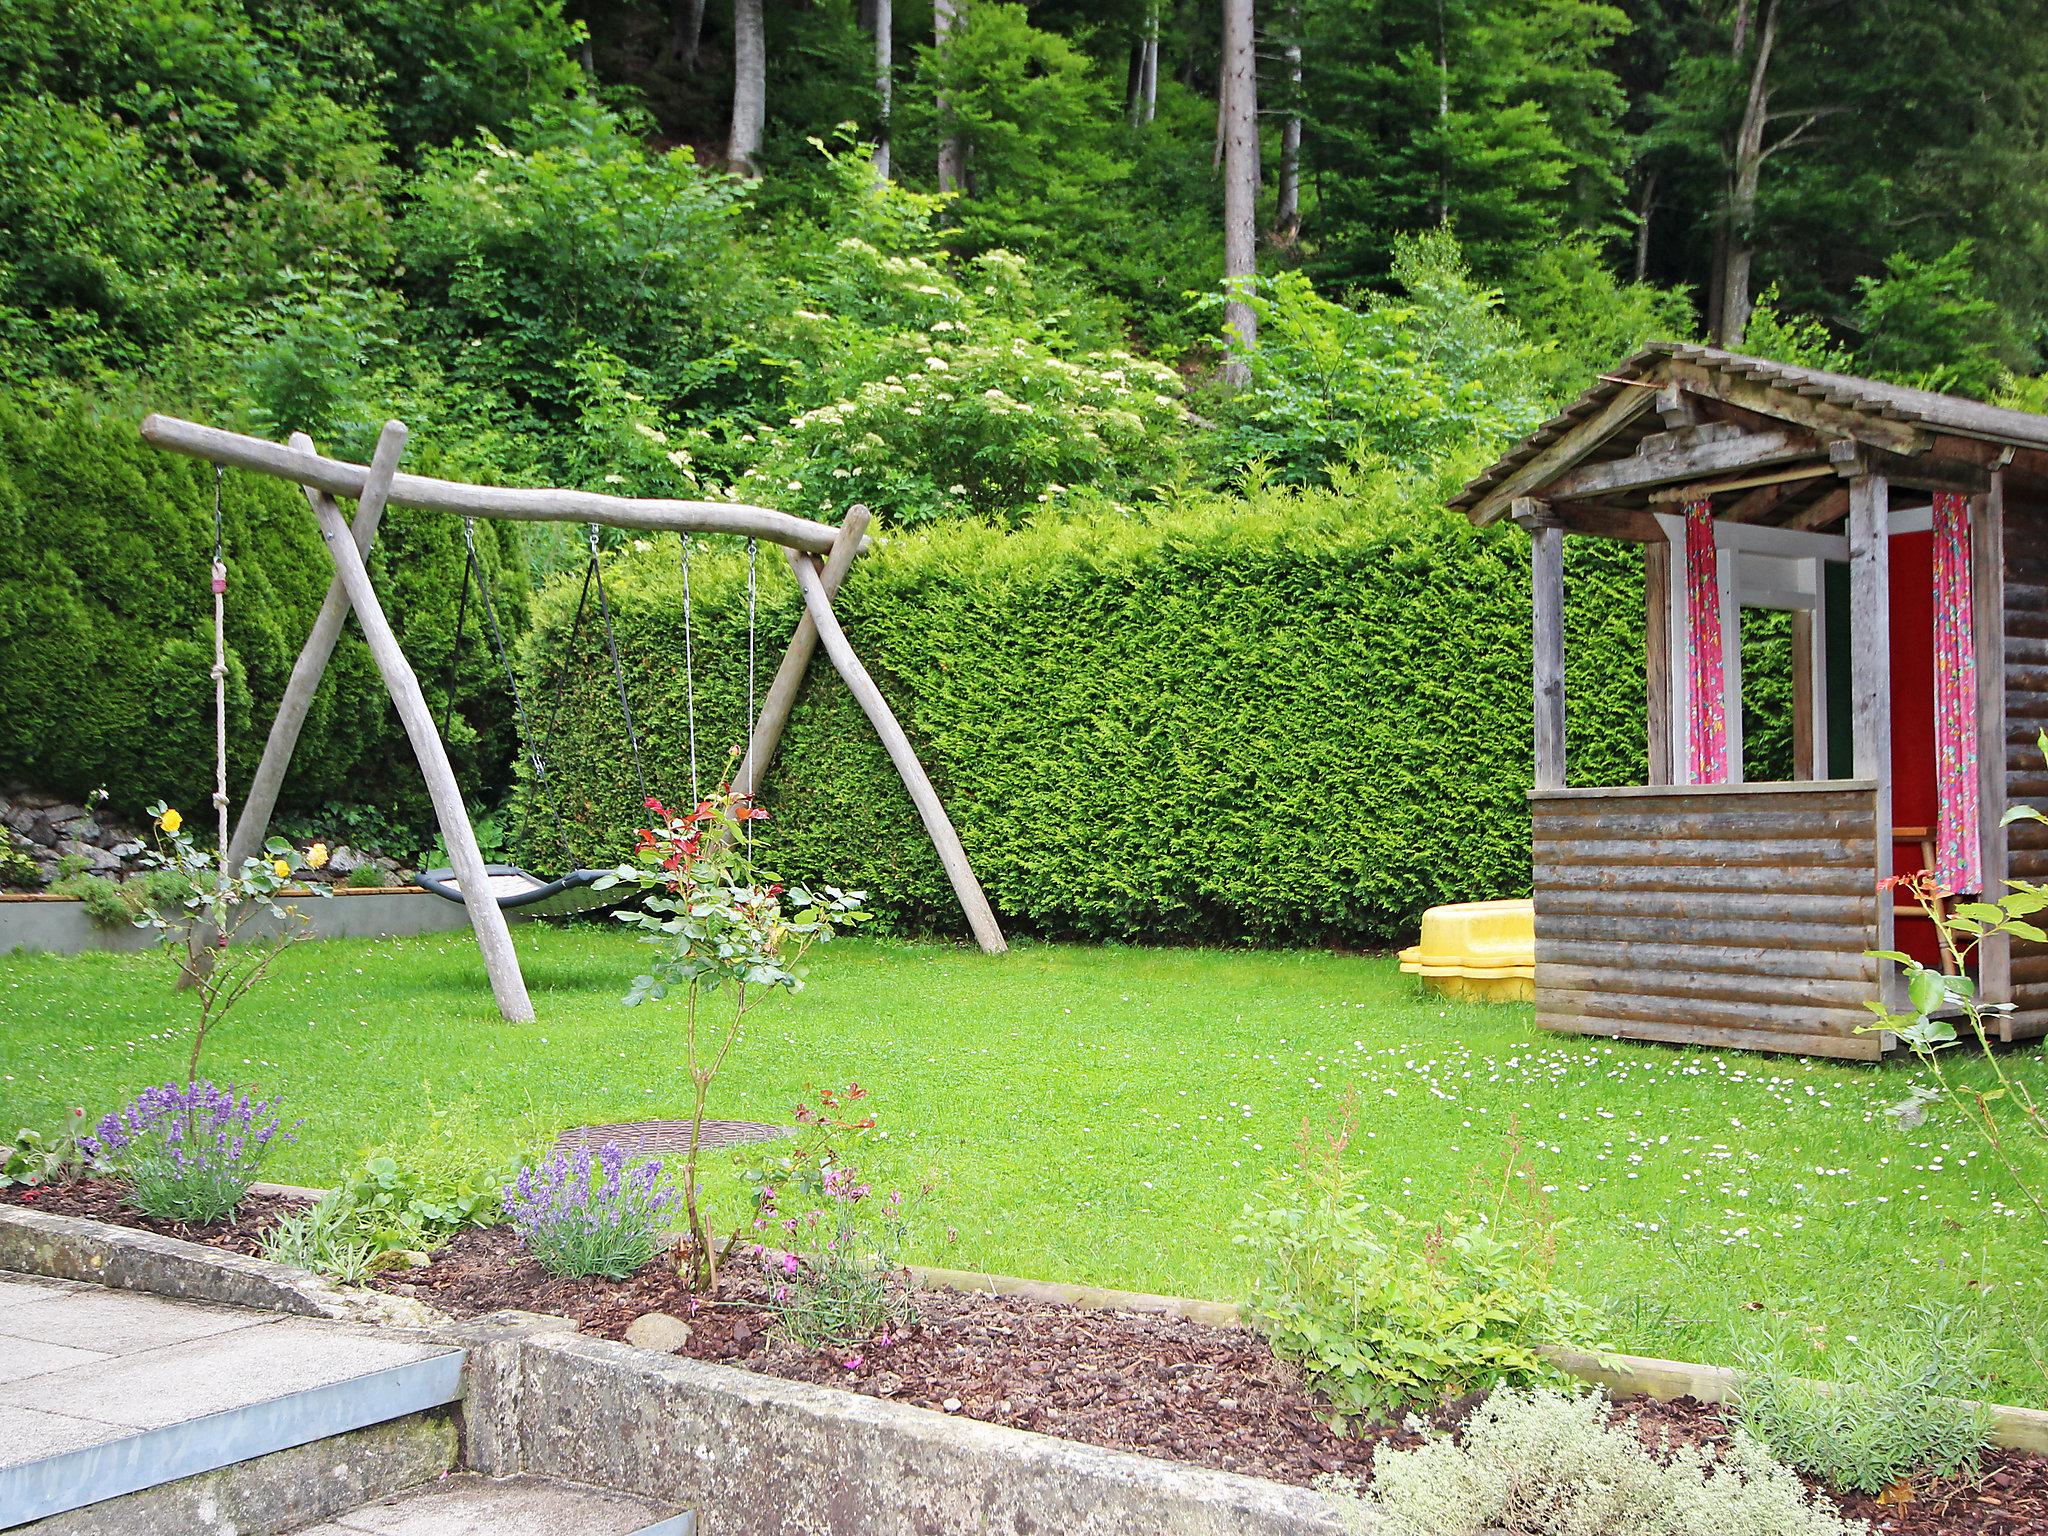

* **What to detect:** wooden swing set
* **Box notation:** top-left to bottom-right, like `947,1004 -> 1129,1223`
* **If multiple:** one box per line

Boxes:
140,415 -> 1006,1024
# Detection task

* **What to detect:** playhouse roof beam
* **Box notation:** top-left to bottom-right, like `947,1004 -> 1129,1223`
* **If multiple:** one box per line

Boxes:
1665,362 -> 1932,457
1541,425 -> 1823,503
1464,377 -> 1666,526
140,414 -> 850,557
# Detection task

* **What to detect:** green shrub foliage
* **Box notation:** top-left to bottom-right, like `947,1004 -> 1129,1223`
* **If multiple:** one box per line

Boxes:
518,479 -> 1648,944
0,387 -> 530,822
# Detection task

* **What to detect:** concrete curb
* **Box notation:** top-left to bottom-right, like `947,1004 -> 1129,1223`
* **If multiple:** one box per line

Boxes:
0,1205 -> 444,1330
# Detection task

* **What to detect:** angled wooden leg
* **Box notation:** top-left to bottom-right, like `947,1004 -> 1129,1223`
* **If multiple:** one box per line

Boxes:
183,425 -> 407,979
731,506 -> 869,799
784,546 -> 1007,955
299,425 -> 535,1022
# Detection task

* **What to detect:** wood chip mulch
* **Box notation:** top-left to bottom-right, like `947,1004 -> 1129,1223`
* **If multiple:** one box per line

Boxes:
4,1177 -> 308,1257
10,1187 -> 2048,1527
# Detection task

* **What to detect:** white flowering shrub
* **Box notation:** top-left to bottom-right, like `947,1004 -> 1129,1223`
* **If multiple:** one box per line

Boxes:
1331,1386 -> 1867,1536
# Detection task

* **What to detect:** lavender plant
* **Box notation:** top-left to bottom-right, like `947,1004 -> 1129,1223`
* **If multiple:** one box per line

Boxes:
750,1163 -> 915,1352
81,1081 -> 293,1223
504,1143 -> 682,1280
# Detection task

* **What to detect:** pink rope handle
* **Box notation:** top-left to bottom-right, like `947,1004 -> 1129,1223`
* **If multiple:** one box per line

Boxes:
1684,498 -> 1728,785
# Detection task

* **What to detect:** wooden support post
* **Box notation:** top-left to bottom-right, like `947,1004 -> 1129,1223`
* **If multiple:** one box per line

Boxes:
300,426 -> 536,1022
1974,469 -> 2011,1003
183,424 -> 408,979
785,546 -> 1007,955
1529,509 -> 1567,791
1645,544 -> 1672,785
1847,469 -> 1896,995
1791,610 -> 1817,781
731,506 -> 869,799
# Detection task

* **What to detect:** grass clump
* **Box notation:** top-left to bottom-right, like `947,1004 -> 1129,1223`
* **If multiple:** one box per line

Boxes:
1332,1385 -> 1865,1536
1732,1305 -> 1994,1495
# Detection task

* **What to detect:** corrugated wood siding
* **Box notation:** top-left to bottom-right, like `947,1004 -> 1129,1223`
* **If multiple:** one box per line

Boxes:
1532,784 -> 1883,1060
2006,498 -> 2048,1038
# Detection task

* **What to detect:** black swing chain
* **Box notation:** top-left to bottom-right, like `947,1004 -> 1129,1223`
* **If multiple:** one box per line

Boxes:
586,524 -> 650,810
678,533 -> 700,801
464,517 -> 575,868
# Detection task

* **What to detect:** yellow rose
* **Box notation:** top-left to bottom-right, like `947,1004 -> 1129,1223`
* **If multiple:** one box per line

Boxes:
272,858 -> 291,879
306,843 -> 330,870
158,808 -> 183,834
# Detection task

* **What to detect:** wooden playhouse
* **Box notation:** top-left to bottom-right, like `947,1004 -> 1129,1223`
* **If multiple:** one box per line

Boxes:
1452,343 -> 2047,1059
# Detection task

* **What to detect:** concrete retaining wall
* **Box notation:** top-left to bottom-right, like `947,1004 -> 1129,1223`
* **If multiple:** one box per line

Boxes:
0,888 -> 480,956
465,1328 -> 1345,1536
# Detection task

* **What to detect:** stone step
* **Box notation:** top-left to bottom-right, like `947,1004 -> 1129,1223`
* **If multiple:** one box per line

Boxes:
294,1475 -> 693,1535
0,1273 -> 464,1529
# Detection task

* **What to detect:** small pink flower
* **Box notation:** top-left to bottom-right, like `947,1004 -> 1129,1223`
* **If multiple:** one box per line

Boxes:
843,1354 -> 863,1371
782,1252 -> 800,1276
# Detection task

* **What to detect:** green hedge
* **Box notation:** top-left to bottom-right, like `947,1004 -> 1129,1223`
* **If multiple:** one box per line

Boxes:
0,387 -> 531,827
516,487 -> 1650,946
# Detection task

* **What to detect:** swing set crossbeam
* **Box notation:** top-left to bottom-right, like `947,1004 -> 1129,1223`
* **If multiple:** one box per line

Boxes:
151,415 -> 1004,1024
141,414 -> 851,557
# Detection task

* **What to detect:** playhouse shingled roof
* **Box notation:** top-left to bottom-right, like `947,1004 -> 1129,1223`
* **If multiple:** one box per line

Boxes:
1451,341 -> 2048,524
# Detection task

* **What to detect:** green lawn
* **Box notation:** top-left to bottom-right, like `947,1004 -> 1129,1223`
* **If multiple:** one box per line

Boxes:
5,927 -> 2046,1402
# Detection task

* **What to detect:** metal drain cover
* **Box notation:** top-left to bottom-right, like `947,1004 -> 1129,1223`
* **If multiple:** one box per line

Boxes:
553,1120 -> 793,1158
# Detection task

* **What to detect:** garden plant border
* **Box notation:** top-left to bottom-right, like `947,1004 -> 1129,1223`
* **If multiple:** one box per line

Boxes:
4,1199 -> 2046,1526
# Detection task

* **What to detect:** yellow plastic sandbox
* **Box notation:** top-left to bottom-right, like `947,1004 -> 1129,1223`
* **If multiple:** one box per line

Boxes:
1397,898 -> 1535,1003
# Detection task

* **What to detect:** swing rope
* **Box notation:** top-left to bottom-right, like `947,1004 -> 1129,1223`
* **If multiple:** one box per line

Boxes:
208,464 -> 230,877
744,537 -> 757,806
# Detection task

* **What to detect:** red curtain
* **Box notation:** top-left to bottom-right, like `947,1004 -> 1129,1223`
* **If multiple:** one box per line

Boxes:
1932,491 -> 1981,893
1684,498 -> 1728,784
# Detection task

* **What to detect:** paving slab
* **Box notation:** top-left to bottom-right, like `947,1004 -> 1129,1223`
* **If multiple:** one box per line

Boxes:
0,1273 -> 85,1307
0,1403 -> 126,1464
297,1475 -> 691,1536
0,1335 -> 110,1385
0,1316 -> 449,1430
0,1286 -> 275,1355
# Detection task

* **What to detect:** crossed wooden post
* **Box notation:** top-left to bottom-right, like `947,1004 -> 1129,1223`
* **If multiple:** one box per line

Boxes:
142,415 -> 1006,1023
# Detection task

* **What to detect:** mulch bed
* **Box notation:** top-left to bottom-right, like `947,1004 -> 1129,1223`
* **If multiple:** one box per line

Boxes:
9,1183 -> 2046,1529
4,1177 -> 308,1258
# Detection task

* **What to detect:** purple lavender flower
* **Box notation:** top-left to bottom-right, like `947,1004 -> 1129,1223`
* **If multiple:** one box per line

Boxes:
503,1143 -> 682,1280
84,1081 -> 294,1224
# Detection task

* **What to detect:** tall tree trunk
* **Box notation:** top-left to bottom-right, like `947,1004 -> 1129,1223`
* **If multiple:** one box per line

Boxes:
934,0 -> 966,194
670,0 -> 707,72
872,0 -> 893,180
1434,0 -> 1450,223
1139,3 -> 1160,124
729,0 -> 765,176
1633,167 -> 1658,283
1274,2 -> 1301,238
1220,0 -> 1259,388
1716,0 -> 1778,347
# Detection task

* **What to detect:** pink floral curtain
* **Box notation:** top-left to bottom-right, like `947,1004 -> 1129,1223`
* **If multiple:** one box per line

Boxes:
1684,497 -> 1728,784
1932,490 -> 1981,893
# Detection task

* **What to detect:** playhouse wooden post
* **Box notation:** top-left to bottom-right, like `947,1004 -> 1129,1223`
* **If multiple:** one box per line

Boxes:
1846,467 -> 1896,996
298,425 -> 536,1023
182,423 -> 408,979
731,506 -> 870,799
1523,500 -> 1567,791
784,546 -> 1008,955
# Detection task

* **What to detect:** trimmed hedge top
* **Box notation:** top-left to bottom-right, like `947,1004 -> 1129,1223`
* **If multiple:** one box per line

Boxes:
514,485 -> 1651,946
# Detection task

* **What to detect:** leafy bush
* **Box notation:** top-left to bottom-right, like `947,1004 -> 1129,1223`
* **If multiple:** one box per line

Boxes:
1733,1308 -> 1995,1494
523,479 -> 1650,946
1204,233 -> 1551,485
504,1143 -> 682,1280
3,1117 -> 87,1192
81,1081 -> 293,1224
1332,1385 -> 1863,1536
1239,1105 -> 1601,1425
49,869 -> 196,929
261,1150 -> 509,1279
751,1165 -> 915,1352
